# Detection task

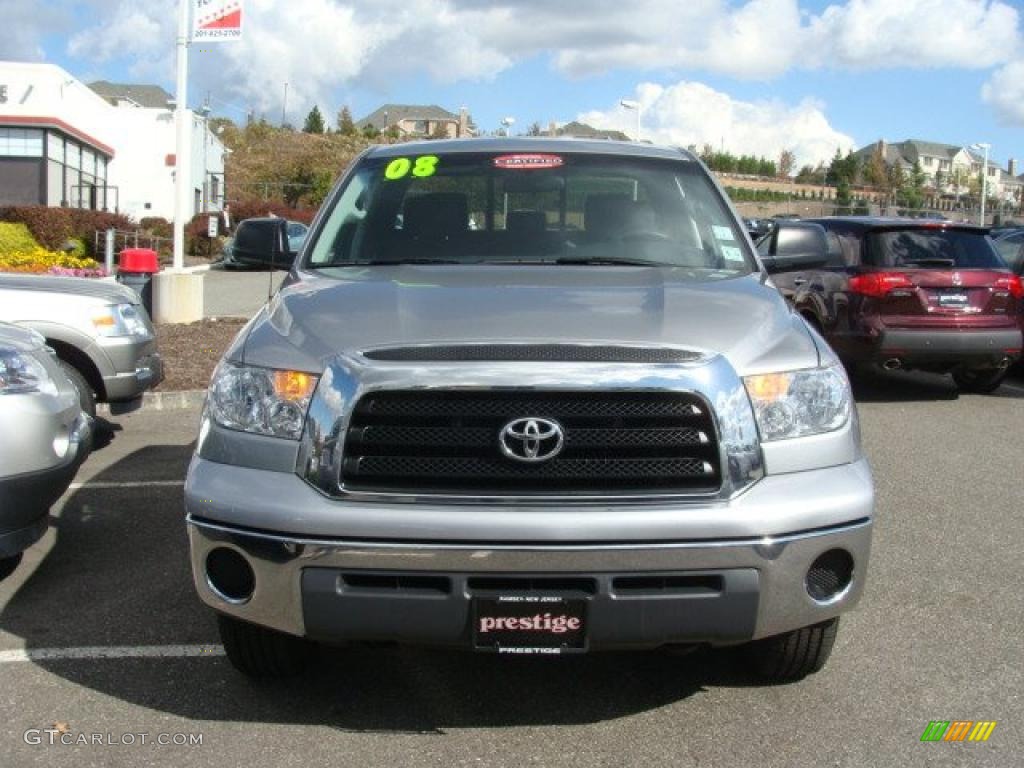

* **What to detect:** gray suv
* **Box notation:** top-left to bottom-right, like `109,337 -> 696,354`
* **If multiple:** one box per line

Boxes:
186,139 -> 873,682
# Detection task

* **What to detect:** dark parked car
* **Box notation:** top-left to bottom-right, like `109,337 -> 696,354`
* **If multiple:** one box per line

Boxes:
743,217 -> 773,241
758,217 -> 1022,392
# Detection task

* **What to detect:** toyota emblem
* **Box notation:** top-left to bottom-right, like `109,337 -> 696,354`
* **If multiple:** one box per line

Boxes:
499,417 -> 565,463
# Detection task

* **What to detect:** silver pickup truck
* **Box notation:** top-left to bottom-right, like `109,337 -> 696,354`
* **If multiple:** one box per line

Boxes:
0,275 -> 163,416
186,139 -> 873,682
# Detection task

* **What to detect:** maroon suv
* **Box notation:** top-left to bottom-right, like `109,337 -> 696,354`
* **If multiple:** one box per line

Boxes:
758,217 -> 1023,392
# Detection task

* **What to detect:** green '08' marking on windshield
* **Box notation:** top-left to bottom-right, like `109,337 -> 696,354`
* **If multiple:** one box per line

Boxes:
384,155 -> 439,180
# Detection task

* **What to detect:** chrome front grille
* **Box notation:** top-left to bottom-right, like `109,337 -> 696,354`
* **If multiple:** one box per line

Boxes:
340,390 -> 721,495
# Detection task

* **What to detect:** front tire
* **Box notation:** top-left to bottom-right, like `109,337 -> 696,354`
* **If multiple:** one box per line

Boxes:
217,614 -> 312,678
744,618 -> 839,682
0,553 -> 23,581
952,367 -> 1007,394
59,361 -> 97,418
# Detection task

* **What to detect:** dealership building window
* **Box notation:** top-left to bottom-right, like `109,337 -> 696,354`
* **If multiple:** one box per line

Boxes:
0,126 -> 111,209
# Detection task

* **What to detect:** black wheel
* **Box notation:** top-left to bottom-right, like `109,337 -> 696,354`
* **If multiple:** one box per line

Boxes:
744,618 -> 839,682
0,553 -> 23,581
952,367 -> 1007,394
59,361 -> 97,418
217,614 -> 312,678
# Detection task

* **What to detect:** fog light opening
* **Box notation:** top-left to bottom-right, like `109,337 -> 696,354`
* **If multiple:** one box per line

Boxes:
806,549 -> 854,603
205,547 -> 255,604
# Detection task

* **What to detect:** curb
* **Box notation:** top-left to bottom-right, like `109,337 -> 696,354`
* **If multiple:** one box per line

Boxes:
98,389 -> 206,414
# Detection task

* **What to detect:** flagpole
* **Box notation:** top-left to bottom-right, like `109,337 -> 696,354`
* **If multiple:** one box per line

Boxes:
172,0 -> 191,271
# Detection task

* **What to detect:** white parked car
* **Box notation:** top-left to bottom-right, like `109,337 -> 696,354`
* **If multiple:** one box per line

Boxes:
0,322 -> 91,580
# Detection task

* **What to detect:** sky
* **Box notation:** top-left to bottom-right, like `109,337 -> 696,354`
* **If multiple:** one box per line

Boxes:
4,0 -> 1024,171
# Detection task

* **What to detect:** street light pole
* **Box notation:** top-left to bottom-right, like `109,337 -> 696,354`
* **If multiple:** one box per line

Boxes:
172,0 -> 191,271
620,99 -> 640,142
971,142 -> 991,226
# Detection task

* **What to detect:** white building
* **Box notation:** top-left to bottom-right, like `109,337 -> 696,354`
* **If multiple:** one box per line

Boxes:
0,61 -> 225,222
854,139 -> 1023,206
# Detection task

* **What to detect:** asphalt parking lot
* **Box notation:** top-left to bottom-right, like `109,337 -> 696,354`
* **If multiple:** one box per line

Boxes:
1,370 -> 1022,768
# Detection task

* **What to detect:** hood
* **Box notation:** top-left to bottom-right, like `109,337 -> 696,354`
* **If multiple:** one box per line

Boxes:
0,274 -> 138,305
240,266 -> 820,375
0,321 -> 45,352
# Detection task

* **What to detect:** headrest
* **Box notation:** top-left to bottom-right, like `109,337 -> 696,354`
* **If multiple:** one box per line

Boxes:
403,193 -> 468,239
585,194 -> 655,237
507,210 -> 547,235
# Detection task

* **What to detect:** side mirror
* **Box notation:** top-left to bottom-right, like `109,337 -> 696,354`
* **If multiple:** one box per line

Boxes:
765,222 -> 829,272
231,218 -> 295,269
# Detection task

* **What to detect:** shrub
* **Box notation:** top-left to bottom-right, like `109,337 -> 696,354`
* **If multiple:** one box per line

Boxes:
226,200 -> 317,228
139,216 -> 173,239
0,206 -> 134,257
0,245 -> 106,277
0,222 -> 40,255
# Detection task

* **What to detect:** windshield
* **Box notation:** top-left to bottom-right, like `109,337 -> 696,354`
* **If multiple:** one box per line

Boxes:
305,151 -> 754,275
865,228 -> 1007,269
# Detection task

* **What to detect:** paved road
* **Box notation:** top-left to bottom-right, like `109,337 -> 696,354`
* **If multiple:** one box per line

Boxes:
1,370 -> 1022,767
203,267 -> 285,319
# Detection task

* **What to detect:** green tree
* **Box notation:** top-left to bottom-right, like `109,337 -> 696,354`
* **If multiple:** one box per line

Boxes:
778,149 -> 796,178
336,106 -> 356,136
527,121 -> 543,137
362,123 -> 381,139
864,145 -> 888,189
303,106 -> 325,134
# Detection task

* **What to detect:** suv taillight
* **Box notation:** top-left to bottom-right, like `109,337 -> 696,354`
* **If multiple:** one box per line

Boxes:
993,274 -> 1024,299
848,272 -> 914,297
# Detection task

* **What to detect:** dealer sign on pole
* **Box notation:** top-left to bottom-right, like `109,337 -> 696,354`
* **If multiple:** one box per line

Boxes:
192,0 -> 243,42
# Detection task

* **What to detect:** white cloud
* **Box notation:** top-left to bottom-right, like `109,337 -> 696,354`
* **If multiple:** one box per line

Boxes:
579,81 -> 855,168
807,0 -> 1021,70
982,59 -> 1024,124
0,3 -> 72,62
52,0 -> 1024,126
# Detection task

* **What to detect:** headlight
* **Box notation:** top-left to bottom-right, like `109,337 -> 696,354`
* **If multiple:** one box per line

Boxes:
92,304 -> 150,337
743,364 -> 851,441
0,347 -> 57,395
208,363 -> 319,440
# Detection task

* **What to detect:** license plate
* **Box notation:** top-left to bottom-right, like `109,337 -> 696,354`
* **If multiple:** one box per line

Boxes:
473,596 -> 587,654
938,292 -> 969,305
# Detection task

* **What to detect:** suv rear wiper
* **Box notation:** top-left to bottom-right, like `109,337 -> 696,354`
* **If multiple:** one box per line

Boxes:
900,258 -> 956,267
554,256 -> 671,267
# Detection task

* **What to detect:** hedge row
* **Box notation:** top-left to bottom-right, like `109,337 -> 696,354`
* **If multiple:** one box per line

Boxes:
0,222 -> 105,276
0,207 -> 134,257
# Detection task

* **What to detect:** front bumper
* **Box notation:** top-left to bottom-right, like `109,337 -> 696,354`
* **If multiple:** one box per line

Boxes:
98,335 -> 164,401
0,412 -> 91,558
186,458 -> 874,647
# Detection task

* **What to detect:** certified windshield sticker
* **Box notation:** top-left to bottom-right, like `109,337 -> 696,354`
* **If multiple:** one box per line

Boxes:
384,155 -> 439,181
721,245 -> 744,262
712,225 -> 736,241
493,154 -> 564,170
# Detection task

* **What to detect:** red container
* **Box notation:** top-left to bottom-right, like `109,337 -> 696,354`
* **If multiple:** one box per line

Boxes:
118,248 -> 159,274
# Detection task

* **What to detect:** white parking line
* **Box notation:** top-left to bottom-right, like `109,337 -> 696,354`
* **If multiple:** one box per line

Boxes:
66,480 -> 185,490
0,645 -> 224,664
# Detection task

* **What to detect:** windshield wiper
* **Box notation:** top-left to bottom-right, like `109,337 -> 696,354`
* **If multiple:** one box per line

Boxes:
553,256 -> 672,267
328,258 -> 463,266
